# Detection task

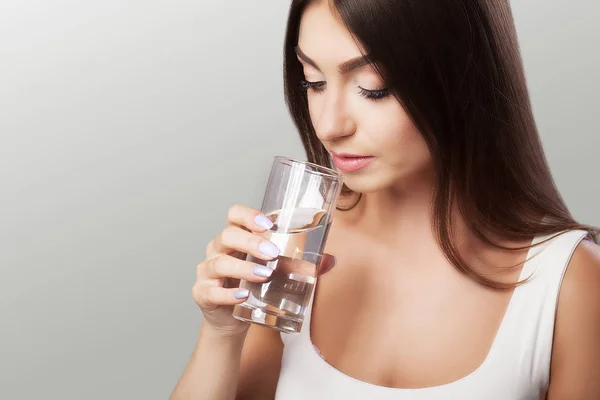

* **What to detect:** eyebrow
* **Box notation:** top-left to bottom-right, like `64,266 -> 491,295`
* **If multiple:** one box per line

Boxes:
294,46 -> 372,74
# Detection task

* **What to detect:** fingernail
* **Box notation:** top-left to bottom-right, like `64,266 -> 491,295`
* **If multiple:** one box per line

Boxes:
234,289 -> 249,299
254,214 -> 274,230
252,265 -> 274,278
259,241 -> 280,258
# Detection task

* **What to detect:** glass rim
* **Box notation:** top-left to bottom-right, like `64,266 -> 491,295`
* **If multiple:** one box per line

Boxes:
273,156 -> 342,179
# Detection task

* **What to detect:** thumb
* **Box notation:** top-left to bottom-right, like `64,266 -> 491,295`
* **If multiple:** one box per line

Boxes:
317,253 -> 337,276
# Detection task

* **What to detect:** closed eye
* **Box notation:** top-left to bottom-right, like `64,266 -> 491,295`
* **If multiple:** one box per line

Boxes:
300,79 -> 326,93
358,87 -> 390,100
300,79 -> 390,101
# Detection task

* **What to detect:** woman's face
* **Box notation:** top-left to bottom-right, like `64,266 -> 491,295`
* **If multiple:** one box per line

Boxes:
297,0 -> 433,193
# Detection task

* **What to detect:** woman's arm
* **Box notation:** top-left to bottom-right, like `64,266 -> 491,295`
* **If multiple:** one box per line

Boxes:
169,323 -> 283,400
547,239 -> 600,399
169,324 -> 246,400
237,325 -> 284,399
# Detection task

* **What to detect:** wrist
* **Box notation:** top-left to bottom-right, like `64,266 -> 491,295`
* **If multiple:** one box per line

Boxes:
200,323 -> 249,345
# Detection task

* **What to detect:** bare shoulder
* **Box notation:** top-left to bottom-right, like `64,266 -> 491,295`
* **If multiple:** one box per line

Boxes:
548,237 -> 600,399
559,237 -> 600,311
236,325 -> 284,399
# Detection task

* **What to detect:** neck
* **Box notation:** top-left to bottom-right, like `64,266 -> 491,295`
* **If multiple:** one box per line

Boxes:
343,177 -> 532,277
356,171 -> 437,239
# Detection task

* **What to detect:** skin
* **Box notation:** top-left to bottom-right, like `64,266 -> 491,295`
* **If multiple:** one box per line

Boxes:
170,1 -> 600,399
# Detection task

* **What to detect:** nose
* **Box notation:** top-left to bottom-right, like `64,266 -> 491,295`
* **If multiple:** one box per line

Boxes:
312,90 -> 356,142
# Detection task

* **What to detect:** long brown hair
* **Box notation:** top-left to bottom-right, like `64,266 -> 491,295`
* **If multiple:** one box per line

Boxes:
282,0 -> 598,289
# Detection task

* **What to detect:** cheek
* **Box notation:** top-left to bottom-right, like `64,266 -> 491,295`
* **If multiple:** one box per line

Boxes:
361,100 -> 431,171
306,93 -> 324,125
361,101 -> 419,151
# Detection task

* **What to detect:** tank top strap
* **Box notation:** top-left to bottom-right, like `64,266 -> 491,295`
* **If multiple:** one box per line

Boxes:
490,229 -> 590,389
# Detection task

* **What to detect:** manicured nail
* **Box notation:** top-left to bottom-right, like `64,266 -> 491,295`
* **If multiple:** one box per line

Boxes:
254,214 -> 274,230
259,241 -> 280,258
252,265 -> 274,278
234,289 -> 249,299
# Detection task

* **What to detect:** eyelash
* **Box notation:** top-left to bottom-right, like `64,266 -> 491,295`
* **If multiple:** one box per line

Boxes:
299,79 -> 390,101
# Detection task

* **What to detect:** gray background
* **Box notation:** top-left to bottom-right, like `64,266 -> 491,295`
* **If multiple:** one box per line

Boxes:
0,1 -> 598,399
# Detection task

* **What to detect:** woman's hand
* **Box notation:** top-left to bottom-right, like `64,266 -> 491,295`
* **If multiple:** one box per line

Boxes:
193,204 -> 336,337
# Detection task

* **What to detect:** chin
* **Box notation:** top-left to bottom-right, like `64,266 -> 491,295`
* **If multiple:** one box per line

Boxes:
340,172 -> 396,194
341,165 -> 432,196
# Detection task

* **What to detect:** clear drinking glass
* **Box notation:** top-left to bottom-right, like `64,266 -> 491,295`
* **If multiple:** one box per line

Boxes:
232,156 -> 343,333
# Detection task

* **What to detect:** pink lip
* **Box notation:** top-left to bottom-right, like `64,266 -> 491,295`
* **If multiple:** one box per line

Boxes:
331,153 -> 374,172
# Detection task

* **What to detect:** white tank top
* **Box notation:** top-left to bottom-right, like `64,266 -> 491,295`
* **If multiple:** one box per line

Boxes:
275,229 -> 588,399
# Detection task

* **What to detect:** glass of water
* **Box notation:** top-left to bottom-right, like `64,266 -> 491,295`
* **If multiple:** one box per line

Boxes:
232,156 -> 343,333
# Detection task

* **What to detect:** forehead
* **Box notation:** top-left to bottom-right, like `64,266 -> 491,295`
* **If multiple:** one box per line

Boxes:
297,1 -> 364,64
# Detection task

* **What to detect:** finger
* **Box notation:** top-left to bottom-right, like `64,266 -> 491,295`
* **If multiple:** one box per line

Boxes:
226,203 -> 274,232
205,237 -> 245,260
212,226 -> 281,261
317,253 -> 337,276
202,254 -> 274,282
200,286 -> 250,308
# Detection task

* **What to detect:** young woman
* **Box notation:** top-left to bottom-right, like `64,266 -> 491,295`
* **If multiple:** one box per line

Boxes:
171,1 -> 600,398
